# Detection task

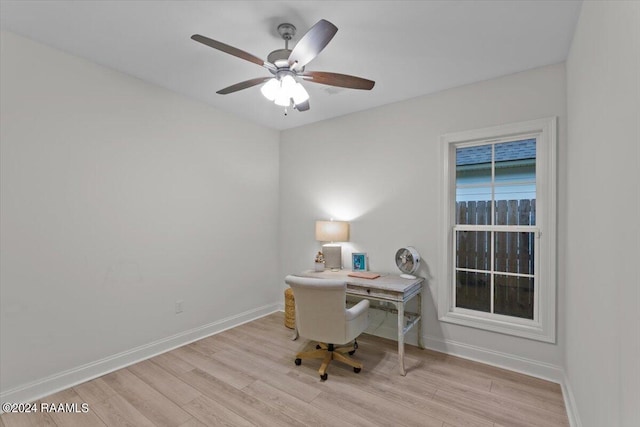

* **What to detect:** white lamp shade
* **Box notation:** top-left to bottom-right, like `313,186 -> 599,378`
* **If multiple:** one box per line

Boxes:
291,82 -> 309,104
274,91 -> 291,106
280,74 -> 296,90
260,78 -> 279,101
315,221 -> 349,242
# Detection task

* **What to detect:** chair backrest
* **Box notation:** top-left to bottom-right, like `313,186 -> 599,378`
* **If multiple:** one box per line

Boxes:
285,275 -> 348,344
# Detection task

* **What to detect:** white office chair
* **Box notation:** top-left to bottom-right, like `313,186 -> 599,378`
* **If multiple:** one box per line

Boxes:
285,275 -> 370,380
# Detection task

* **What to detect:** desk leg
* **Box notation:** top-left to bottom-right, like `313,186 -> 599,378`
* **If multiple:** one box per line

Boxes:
397,302 -> 406,376
417,289 -> 425,349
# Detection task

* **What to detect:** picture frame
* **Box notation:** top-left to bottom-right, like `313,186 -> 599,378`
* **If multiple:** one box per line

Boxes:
352,253 -> 368,271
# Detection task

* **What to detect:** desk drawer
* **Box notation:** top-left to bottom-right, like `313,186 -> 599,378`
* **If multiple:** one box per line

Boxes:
347,284 -> 402,301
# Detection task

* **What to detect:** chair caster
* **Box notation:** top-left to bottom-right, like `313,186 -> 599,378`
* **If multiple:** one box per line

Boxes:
294,358 -> 301,366
316,344 -> 321,349
348,350 -> 356,355
320,373 -> 328,381
353,367 -> 361,374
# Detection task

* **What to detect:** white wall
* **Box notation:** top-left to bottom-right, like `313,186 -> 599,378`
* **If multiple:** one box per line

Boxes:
565,2 -> 640,426
0,31 -> 280,397
280,63 -> 567,377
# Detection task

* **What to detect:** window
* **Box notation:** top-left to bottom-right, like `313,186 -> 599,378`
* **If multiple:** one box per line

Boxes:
439,118 -> 557,342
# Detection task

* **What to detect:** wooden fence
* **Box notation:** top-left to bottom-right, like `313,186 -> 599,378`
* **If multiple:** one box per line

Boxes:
455,199 -> 536,318
455,199 -> 535,274
456,199 -> 536,227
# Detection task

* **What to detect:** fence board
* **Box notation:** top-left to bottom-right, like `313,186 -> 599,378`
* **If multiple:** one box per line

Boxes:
476,201 -> 488,270
519,199 -> 531,226
508,201 -> 518,273
496,200 -> 507,226
457,201 -> 467,225
531,199 -> 536,225
508,200 -> 518,225
467,202 -> 477,272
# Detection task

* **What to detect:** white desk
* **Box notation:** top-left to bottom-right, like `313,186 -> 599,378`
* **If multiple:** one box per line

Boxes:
291,270 -> 425,376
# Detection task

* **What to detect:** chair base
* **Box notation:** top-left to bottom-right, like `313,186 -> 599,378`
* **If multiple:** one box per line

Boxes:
295,341 -> 362,380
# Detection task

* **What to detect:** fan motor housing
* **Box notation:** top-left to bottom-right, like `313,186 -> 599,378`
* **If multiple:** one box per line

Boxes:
267,49 -> 293,69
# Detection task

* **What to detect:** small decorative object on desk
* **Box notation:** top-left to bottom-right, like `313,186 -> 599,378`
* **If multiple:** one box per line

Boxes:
314,251 -> 325,272
352,253 -> 368,271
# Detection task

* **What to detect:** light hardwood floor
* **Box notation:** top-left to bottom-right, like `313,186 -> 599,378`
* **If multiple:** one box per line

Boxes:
1,312 -> 569,427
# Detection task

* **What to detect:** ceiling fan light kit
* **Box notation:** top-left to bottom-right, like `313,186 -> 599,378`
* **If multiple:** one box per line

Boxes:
260,71 -> 309,107
191,19 -> 375,114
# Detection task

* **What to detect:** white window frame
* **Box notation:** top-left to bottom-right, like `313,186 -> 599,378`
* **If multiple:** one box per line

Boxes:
438,117 -> 557,343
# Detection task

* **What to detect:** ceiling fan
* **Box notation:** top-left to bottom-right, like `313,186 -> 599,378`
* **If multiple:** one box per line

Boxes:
191,19 -> 375,113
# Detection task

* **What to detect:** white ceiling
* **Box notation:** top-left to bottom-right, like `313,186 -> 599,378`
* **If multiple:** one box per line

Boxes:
0,1 -> 582,131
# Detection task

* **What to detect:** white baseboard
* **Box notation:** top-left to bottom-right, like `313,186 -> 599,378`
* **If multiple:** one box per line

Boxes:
423,334 -> 565,384
0,303 -> 281,407
372,321 -> 565,383
559,373 -> 582,427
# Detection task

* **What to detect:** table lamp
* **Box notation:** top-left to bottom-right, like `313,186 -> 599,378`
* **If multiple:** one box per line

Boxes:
315,220 -> 349,270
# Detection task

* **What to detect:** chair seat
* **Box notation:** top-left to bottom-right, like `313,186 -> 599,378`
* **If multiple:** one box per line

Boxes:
285,275 -> 369,381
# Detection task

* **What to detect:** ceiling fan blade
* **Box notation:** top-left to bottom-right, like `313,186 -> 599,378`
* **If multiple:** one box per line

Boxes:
295,100 -> 310,112
216,77 -> 271,95
191,34 -> 274,70
288,19 -> 338,70
302,71 -> 375,90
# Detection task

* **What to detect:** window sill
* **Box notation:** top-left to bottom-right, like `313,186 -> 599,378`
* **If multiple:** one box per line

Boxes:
439,309 -> 555,343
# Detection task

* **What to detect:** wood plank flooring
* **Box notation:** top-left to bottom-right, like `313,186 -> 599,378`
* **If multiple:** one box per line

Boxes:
1,312 -> 569,427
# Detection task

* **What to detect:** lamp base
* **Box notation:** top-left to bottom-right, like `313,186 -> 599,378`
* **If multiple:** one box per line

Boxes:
323,245 -> 342,270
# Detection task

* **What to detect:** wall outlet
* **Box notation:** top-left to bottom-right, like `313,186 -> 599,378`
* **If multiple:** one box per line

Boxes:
175,300 -> 184,314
